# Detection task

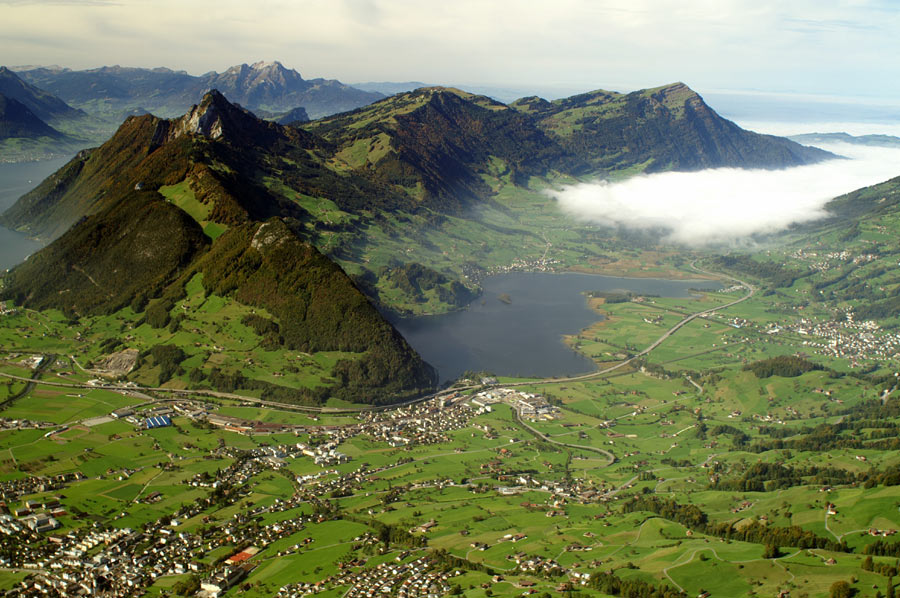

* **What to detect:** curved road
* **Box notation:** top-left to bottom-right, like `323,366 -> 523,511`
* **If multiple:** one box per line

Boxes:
512,408 -> 616,465
501,262 -> 755,388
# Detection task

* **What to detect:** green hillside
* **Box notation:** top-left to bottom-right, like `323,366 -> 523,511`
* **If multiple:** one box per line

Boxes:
0,91 -> 437,405
512,82 -> 832,174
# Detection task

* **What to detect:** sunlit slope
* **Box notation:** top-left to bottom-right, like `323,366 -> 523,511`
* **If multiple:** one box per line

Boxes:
512,82 -> 833,174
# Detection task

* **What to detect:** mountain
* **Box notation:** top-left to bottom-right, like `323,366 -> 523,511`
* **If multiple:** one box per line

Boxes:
0,90 -> 435,404
3,84 -> 837,312
303,87 -> 582,209
304,84 -> 833,209
789,132 -> 900,149
0,90 -> 405,240
205,61 -> 384,118
0,93 -> 63,140
0,66 -> 84,122
0,82 -> 843,399
15,61 -> 384,120
511,82 -> 832,174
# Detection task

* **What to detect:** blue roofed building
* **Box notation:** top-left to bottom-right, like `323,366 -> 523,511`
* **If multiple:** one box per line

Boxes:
145,415 -> 172,429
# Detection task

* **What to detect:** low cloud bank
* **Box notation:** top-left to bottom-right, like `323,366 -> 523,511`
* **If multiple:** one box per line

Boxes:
550,143 -> 900,246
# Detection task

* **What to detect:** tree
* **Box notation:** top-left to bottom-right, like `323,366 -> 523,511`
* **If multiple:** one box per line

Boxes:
830,580 -> 852,598
172,575 -> 200,596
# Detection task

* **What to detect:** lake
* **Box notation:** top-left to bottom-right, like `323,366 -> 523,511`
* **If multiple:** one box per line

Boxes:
0,157 -> 71,271
394,272 -> 720,383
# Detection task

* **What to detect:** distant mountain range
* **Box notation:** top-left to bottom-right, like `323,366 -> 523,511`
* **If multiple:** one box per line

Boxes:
0,68 -> 93,160
788,132 -> 900,148
14,61 -> 384,120
0,66 -> 84,122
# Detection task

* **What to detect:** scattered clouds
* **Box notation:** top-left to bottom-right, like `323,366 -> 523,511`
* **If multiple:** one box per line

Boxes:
0,0 -> 898,97
549,142 -> 900,246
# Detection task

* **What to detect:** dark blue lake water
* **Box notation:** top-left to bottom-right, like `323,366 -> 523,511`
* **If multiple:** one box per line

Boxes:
0,157 -> 70,270
395,272 -> 719,383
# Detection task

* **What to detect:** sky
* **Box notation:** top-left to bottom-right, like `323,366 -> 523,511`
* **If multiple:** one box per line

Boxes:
2,0 -> 900,102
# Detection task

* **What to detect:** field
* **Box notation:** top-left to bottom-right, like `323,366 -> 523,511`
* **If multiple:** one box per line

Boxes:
0,273 -> 367,405
4,170 -> 900,597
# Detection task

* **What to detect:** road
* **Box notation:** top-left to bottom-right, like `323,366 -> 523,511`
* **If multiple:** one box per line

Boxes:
0,353 -> 56,409
512,407 -> 616,465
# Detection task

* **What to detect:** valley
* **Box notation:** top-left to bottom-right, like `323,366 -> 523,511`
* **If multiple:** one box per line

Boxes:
3,182 -> 900,598
1,74 -> 900,598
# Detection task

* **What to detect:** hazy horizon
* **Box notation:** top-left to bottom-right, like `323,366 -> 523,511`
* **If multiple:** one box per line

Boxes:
2,0 -> 898,101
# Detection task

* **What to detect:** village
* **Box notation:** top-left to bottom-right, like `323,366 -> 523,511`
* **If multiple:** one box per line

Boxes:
0,380 -> 617,598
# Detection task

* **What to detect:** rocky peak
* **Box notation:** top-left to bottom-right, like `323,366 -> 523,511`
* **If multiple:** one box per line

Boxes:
251,60 -> 292,74
176,90 -> 230,139
213,61 -> 305,90
174,89 -> 268,141
637,82 -> 705,116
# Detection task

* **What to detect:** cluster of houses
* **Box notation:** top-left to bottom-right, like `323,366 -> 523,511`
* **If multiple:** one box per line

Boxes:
0,473 -> 85,503
0,417 -> 55,431
356,395 -> 474,448
787,312 -> 900,364
278,441 -> 350,467
5,526 -> 146,597
790,248 -> 878,272
470,388 -> 558,421
277,556 -> 460,598
508,552 -> 563,576
6,475 -> 337,598
464,256 -> 562,285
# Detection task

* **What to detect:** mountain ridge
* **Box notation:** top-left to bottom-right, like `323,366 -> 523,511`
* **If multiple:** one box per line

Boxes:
511,82 -> 832,173
15,61 -> 384,120
0,93 -> 64,140
0,66 -> 84,122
